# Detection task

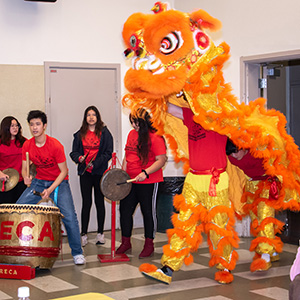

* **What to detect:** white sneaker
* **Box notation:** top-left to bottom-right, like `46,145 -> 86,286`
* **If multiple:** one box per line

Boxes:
73,254 -> 86,265
261,253 -> 271,263
96,233 -> 105,245
81,234 -> 88,247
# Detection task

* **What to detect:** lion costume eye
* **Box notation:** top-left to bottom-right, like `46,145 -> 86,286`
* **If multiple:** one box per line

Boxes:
130,34 -> 139,50
160,31 -> 182,55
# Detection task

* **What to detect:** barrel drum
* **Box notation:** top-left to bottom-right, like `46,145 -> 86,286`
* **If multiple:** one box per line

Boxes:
0,204 -> 63,269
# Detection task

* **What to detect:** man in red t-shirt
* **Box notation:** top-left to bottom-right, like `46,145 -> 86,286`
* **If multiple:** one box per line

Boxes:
17,110 -> 85,265
141,103 -> 238,284
227,139 -> 283,272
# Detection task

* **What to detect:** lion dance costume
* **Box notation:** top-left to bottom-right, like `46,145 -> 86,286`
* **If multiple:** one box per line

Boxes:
121,2 -> 300,284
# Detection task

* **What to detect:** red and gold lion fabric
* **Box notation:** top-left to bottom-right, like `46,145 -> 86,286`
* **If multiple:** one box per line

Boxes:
122,4 -> 300,212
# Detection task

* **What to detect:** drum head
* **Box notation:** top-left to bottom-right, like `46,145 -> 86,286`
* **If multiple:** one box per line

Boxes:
100,168 -> 132,201
1,168 -> 19,192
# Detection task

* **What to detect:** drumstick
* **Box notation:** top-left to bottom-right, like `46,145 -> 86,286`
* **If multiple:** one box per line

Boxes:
33,190 -> 42,196
82,153 -> 97,175
26,152 -> 30,187
117,178 -> 136,185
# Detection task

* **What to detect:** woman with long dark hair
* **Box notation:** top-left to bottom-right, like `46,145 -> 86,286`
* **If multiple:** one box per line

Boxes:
116,109 -> 167,258
70,106 -> 113,246
0,116 -> 27,203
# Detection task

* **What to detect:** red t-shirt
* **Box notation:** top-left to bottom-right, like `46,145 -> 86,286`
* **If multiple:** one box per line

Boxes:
228,151 -> 265,179
182,108 -> 227,171
22,135 -> 68,181
124,129 -> 166,184
82,130 -> 100,173
0,139 -> 25,181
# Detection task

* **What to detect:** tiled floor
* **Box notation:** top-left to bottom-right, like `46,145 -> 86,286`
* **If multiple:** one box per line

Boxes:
0,228 -> 297,300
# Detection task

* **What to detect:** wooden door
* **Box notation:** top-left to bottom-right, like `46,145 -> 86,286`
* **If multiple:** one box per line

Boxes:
44,62 -> 121,232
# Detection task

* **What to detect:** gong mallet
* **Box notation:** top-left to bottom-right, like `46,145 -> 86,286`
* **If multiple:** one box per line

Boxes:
82,153 -> 97,175
116,178 -> 136,185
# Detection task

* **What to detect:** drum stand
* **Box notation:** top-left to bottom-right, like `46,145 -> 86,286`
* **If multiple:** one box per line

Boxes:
98,153 -> 130,263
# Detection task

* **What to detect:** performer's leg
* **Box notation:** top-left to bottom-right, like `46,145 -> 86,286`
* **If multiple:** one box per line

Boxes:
92,174 -> 105,235
55,180 -> 83,257
93,174 -> 106,245
13,181 -> 27,202
250,201 -> 283,271
0,181 -> 26,204
140,173 -> 205,284
137,183 -> 158,258
0,188 -> 14,204
205,173 -> 239,284
79,173 -> 93,235
246,181 -> 284,271
16,179 -> 43,204
207,202 -> 239,277
119,185 -> 139,237
116,185 -> 139,254
161,175 -> 207,270
138,183 -> 158,239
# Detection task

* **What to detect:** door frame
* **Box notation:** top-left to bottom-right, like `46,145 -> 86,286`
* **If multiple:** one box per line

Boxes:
240,49 -> 300,104
240,49 -> 300,242
44,61 -> 122,232
44,61 -> 122,158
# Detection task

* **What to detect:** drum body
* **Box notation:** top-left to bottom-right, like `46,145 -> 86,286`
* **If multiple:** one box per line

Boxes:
0,204 -> 63,269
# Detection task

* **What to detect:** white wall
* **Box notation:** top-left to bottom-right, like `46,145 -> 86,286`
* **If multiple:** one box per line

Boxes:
175,0 -> 300,99
0,0 -> 174,146
2,0 -> 299,154
1,0 -> 300,142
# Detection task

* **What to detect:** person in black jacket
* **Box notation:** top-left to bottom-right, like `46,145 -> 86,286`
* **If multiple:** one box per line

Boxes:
70,106 -> 113,246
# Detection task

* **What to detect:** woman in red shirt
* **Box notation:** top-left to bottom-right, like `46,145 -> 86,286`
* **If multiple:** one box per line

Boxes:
70,106 -> 113,247
116,109 -> 167,258
0,116 -> 27,204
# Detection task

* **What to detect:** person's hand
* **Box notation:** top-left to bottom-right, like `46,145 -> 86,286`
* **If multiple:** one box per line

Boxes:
41,188 -> 51,199
24,176 -> 32,186
135,172 -> 147,182
0,172 -> 9,182
87,163 -> 93,172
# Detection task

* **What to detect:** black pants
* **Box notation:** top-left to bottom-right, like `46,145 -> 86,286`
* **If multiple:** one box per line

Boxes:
119,182 -> 158,239
290,274 -> 300,300
79,172 -> 105,235
0,181 -> 27,204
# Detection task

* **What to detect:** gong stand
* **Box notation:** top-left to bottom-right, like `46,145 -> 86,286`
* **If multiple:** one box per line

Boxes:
98,153 -> 130,263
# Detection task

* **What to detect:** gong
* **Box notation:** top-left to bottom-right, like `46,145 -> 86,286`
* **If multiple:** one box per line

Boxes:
0,168 -> 19,192
100,168 -> 132,201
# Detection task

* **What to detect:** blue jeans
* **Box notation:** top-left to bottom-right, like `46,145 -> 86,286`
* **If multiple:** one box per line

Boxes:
17,179 -> 83,257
